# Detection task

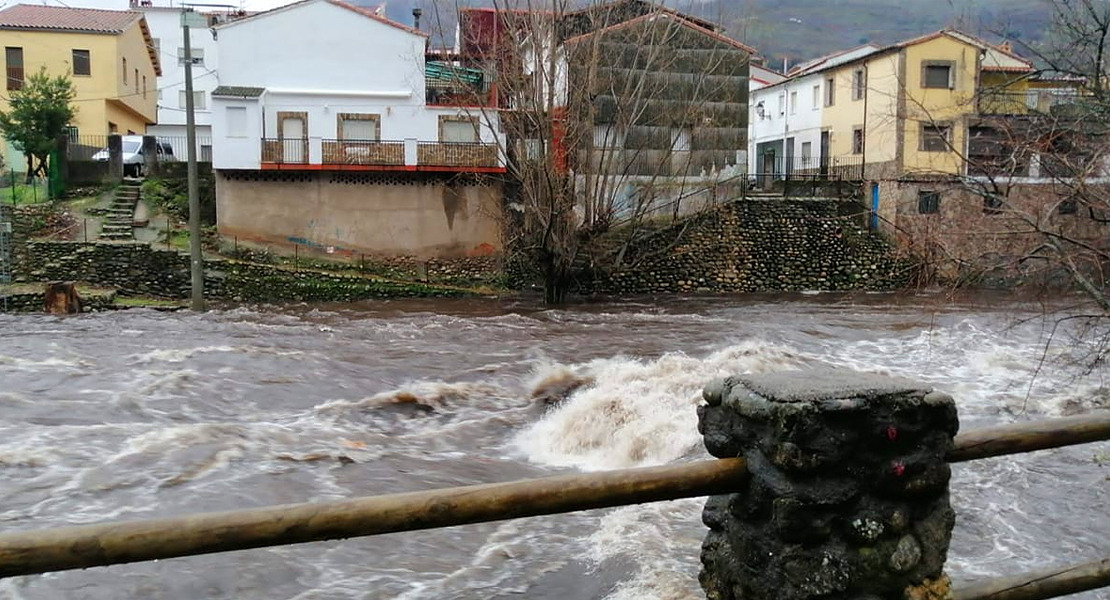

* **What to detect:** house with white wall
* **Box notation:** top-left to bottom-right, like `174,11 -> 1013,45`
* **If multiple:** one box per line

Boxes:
209,0 -> 507,260
748,44 -> 880,181
135,0 -> 233,160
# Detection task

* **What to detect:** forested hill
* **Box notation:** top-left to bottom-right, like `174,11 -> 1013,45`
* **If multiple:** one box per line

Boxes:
716,0 -> 1050,65
373,0 -> 1052,64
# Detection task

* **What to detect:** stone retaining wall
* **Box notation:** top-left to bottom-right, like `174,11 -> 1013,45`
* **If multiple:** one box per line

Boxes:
584,199 -> 914,294
17,241 -> 472,303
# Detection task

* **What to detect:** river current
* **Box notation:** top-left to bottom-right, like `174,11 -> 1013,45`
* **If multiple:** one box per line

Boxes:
0,293 -> 1107,599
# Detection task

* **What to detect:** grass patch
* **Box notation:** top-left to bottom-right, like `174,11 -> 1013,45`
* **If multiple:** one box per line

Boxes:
0,181 -> 51,205
113,296 -> 185,308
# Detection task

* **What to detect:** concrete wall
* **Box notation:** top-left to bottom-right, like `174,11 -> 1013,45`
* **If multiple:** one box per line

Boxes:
900,35 -> 979,176
215,171 -> 503,259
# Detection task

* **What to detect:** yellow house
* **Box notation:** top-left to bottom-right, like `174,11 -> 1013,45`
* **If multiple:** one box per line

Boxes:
813,30 -> 1038,179
0,4 -> 160,168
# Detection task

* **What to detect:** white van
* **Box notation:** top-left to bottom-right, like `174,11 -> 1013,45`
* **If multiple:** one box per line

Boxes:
91,135 -> 176,177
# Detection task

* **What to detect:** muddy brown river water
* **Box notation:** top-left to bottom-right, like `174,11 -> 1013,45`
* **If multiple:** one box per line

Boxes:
0,293 -> 1107,599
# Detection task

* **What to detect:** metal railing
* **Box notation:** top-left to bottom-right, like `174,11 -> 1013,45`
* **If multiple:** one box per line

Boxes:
978,90 -> 1081,115
417,141 -> 499,167
321,139 -> 404,166
261,138 -> 308,165
752,154 -> 865,184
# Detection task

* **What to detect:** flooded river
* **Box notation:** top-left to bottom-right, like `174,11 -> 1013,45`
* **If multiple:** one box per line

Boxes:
0,293 -> 1107,599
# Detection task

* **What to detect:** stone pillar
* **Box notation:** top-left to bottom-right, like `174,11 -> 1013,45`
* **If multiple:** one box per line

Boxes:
142,135 -> 159,178
107,134 -> 123,182
698,369 -> 959,600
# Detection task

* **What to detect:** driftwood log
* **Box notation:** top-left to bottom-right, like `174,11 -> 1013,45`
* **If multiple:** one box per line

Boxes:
43,282 -> 81,315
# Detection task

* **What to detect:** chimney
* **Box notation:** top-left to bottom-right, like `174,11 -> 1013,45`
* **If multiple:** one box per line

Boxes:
997,40 -> 1012,53
412,7 -> 422,30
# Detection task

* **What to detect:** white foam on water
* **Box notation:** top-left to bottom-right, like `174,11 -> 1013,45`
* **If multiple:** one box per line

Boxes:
589,499 -> 705,600
515,340 -> 805,471
129,345 -> 239,364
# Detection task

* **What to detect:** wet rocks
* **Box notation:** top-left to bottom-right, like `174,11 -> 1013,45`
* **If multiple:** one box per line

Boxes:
698,369 -> 958,600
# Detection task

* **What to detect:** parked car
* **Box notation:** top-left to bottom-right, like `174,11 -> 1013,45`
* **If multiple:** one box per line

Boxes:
91,135 -> 176,177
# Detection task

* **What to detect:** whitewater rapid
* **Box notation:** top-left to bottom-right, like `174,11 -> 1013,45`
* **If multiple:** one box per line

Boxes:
0,295 -> 1107,599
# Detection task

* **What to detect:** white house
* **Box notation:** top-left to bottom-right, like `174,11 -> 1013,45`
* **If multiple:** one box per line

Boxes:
135,0 -> 231,160
208,0 -> 507,260
748,44 -> 880,179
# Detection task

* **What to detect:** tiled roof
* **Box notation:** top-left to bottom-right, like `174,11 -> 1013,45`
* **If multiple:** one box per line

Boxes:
562,11 -> 756,54
214,0 -> 426,37
0,4 -> 142,34
212,86 -> 266,97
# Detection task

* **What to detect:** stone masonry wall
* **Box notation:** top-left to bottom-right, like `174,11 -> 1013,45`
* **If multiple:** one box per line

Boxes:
17,241 -> 473,303
586,199 -> 914,294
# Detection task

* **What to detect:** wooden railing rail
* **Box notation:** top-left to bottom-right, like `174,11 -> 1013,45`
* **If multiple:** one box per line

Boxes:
0,412 -> 1107,582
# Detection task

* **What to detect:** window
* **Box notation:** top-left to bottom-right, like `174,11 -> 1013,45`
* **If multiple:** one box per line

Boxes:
142,75 -> 146,98
812,84 -> 820,109
918,190 -> 939,214
1059,197 -> 1078,215
671,127 -> 691,152
921,122 -> 952,152
177,47 -> 204,66
983,194 -> 1003,214
226,106 -> 247,137
852,126 -> 864,154
134,68 -> 138,94
777,93 -> 784,115
5,46 -> 23,91
338,113 -> 380,140
122,57 -> 127,84
72,49 -> 90,76
852,68 -> 865,100
789,91 -> 798,115
441,118 -> 478,143
800,141 -> 812,165
178,90 -> 206,109
922,61 -> 953,89
824,76 -> 835,106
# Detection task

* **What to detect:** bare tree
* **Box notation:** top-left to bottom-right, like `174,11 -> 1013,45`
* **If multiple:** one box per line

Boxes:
427,0 -> 751,303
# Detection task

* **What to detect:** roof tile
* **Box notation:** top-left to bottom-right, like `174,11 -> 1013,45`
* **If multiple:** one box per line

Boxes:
0,4 -> 142,34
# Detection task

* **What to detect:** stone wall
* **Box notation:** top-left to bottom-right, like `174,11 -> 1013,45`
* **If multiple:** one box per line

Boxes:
698,370 -> 959,600
584,199 -> 913,294
0,287 -> 116,313
17,241 -> 473,302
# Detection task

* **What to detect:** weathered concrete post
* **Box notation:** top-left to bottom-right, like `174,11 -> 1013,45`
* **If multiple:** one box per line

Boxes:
107,134 -> 123,182
142,135 -> 159,178
698,369 -> 959,600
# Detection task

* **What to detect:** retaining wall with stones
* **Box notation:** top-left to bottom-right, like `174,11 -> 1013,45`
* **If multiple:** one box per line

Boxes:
17,241 -> 474,303
584,199 -> 914,294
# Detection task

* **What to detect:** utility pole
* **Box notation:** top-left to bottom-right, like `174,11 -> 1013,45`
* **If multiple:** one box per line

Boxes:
182,8 -> 205,311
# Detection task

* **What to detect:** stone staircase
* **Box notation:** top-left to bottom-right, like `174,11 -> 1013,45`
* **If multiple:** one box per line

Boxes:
101,180 -> 141,241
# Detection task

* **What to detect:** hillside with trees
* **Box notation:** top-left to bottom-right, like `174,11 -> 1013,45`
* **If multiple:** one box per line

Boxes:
400,0 -> 1051,63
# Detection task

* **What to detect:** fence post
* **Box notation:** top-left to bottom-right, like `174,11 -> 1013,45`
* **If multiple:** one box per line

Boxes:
698,369 -> 959,600
51,134 -> 68,200
107,135 -> 123,183
142,135 -> 158,179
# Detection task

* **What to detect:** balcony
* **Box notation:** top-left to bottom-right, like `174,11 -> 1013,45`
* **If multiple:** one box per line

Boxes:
259,137 -> 503,172
261,138 -> 308,164
417,142 -> 499,168
425,61 -> 492,107
322,140 -> 405,166
978,89 -> 1081,115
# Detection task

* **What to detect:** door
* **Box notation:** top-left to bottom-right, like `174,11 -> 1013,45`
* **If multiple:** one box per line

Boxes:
281,116 -> 306,163
819,131 -> 830,176
761,150 -> 776,190
870,182 -> 880,231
